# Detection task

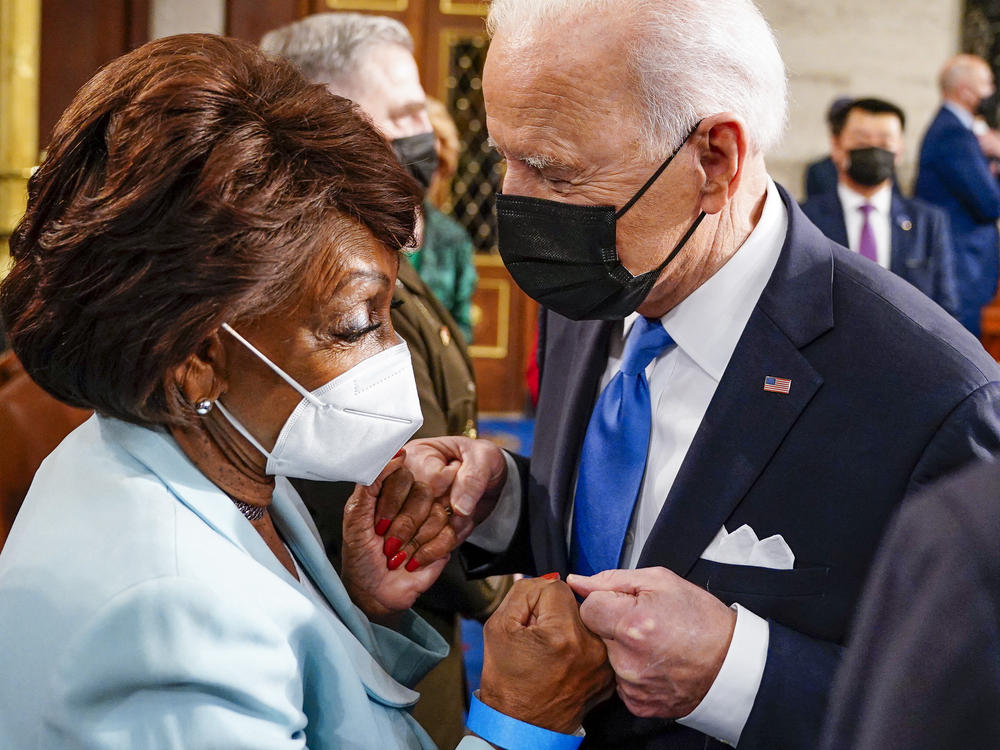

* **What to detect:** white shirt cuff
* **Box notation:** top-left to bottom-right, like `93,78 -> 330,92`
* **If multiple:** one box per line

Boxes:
463,451 -> 522,554
675,603 -> 769,746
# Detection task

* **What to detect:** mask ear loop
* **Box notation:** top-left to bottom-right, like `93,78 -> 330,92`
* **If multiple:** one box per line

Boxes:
213,400 -> 273,459
221,323 -> 321,406
614,119 -> 704,220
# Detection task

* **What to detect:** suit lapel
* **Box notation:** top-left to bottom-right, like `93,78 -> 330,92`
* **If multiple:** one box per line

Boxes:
270,478 -> 378,652
534,315 -> 616,573
104,418 -> 299,585
822,192 -> 850,248
636,310 -> 823,574
889,194 -> 919,275
637,188 -> 833,575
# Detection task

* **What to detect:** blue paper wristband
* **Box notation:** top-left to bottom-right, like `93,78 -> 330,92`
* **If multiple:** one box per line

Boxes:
466,693 -> 584,750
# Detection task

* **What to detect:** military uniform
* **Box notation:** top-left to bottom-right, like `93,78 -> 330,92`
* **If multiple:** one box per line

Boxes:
392,257 -> 478,440
293,257 -> 507,750
408,202 -> 478,343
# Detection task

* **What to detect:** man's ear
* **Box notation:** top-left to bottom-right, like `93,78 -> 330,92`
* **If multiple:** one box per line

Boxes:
696,114 -> 748,214
168,330 -> 229,409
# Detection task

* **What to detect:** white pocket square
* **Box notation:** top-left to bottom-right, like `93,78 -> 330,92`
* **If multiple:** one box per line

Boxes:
701,524 -> 795,570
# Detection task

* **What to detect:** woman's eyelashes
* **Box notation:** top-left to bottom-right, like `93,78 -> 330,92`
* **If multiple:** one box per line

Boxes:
330,317 -> 381,343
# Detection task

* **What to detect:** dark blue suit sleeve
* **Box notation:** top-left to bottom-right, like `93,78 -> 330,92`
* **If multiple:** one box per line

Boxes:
929,128 -> 1000,223
739,622 -> 842,749
906,381 -> 1000,495
929,209 -> 960,316
460,452 -> 536,577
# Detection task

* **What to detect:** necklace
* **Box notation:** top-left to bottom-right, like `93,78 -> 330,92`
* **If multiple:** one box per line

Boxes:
232,498 -> 267,522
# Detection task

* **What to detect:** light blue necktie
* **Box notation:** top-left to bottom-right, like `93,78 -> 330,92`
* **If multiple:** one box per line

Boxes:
570,317 -> 675,576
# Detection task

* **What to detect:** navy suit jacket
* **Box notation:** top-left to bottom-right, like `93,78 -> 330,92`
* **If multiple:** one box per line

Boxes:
800,187 -> 959,315
915,106 -> 1000,326
803,156 -> 838,200
467,186 -> 1000,749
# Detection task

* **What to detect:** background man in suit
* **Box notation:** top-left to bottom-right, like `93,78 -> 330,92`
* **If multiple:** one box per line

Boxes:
801,98 -> 959,315
803,96 -> 852,200
916,54 -> 1000,336
820,457 -> 1000,750
393,1 -> 1000,747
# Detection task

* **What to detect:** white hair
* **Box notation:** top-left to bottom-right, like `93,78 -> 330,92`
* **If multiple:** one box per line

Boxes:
260,12 -> 413,86
486,0 -> 787,157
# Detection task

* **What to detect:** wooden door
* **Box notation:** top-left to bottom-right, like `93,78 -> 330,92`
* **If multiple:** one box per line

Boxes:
39,0 -> 149,148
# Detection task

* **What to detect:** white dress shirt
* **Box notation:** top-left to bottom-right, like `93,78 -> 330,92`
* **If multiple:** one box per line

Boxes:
837,181 -> 892,270
468,178 -> 788,746
943,100 -> 976,131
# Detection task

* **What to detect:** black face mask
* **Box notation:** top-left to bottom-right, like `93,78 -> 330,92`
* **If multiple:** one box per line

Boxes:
977,91 -> 999,128
392,132 -> 439,192
495,126 -> 705,321
846,147 -> 895,187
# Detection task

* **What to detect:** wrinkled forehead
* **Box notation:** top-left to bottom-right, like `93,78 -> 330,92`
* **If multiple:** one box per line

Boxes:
341,43 -> 424,112
841,110 -> 902,139
483,22 -> 643,160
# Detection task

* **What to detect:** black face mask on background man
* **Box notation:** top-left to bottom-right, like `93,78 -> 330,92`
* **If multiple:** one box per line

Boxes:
846,147 -> 896,187
392,132 -> 439,192
495,124 -> 706,321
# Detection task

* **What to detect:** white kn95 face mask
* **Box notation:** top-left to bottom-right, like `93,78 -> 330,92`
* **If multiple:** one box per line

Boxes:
214,322 -> 423,485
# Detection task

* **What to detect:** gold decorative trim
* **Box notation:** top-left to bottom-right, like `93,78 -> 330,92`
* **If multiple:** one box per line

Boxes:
474,252 -> 506,267
440,0 -> 489,15
437,28 -> 488,101
325,0 -> 408,10
0,0 -> 40,270
468,277 -> 510,359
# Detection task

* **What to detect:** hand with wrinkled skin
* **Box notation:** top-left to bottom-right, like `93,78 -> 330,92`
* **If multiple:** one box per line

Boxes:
568,567 -> 737,719
478,577 -> 615,735
395,436 -> 509,541
341,455 -> 454,624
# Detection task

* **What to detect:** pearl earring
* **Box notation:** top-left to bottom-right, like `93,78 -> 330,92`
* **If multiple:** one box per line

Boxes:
194,399 -> 214,416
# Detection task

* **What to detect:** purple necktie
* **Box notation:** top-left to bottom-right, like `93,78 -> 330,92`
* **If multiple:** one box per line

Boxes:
858,203 -> 878,262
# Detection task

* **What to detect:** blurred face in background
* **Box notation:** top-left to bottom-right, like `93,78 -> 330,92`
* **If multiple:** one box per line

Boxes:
344,42 -> 431,138
831,108 -> 903,190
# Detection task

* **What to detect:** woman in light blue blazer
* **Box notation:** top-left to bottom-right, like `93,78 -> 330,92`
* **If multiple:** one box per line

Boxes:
0,33 -> 607,750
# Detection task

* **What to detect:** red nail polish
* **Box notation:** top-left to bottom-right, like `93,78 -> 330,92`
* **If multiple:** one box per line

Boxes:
405,557 -> 420,572
374,519 -> 391,536
540,572 -> 560,580
388,551 -> 407,570
394,448 -> 406,459
384,536 -> 403,557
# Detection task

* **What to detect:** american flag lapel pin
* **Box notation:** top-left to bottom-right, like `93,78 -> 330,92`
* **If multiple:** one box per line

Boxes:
763,375 -> 791,394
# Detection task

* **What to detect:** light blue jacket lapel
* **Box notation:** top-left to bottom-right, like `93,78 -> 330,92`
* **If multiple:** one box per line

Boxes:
101,418 -> 440,709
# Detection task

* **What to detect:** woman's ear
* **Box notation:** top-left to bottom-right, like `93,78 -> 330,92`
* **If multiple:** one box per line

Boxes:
169,330 -> 229,409
697,115 -> 748,214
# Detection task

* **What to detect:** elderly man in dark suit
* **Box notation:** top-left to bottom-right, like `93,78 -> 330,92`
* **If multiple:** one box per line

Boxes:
916,54 -> 1000,336
802,98 -> 959,315
388,1 -> 1000,748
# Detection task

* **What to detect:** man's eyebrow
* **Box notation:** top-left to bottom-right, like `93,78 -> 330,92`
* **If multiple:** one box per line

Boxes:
388,100 -> 427,118
487,137 -> 569,170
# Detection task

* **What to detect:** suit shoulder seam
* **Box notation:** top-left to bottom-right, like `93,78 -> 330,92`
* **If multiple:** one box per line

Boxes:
834,266 -> 993,383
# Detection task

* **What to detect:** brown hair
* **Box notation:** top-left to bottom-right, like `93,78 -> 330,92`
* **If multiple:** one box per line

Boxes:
1,34 -> 421,426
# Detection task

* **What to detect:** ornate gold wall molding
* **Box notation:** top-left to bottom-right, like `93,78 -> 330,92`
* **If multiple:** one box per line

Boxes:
325,0 -> 408,10
439,0 -> 489,15
0,0 -> 40,273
